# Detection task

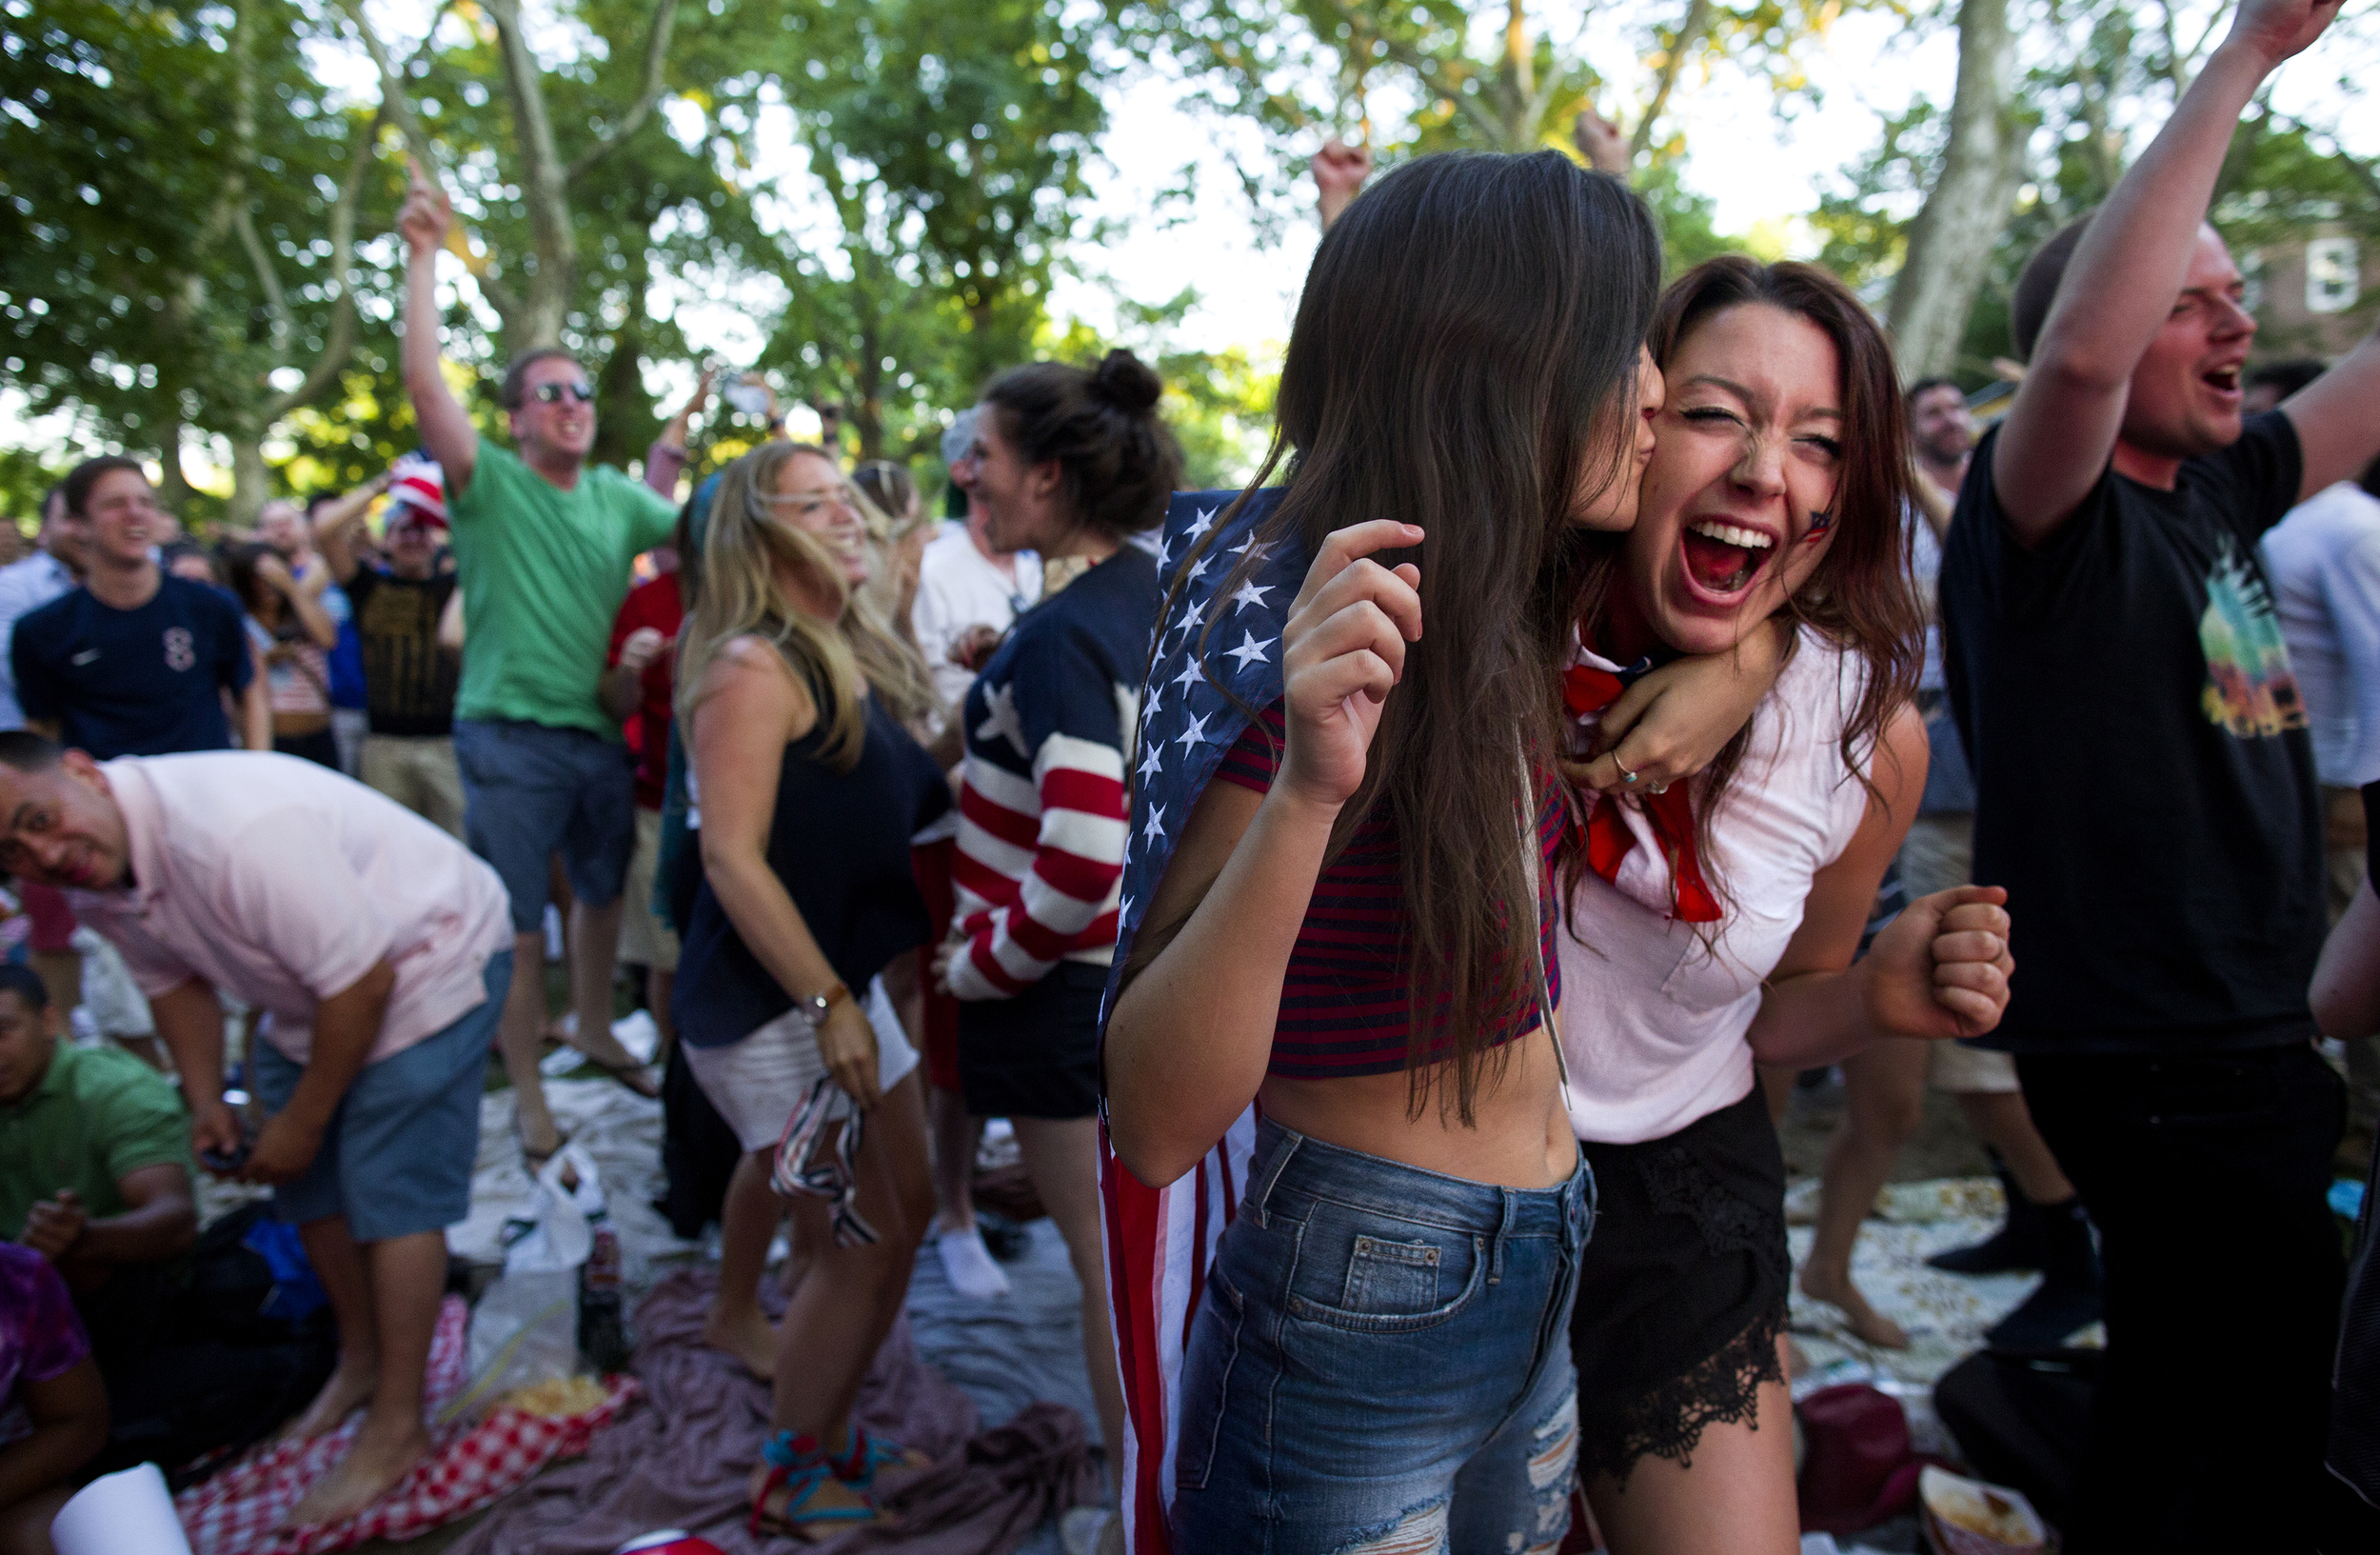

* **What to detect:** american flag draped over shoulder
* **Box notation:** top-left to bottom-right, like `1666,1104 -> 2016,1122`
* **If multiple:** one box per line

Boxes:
1098,487 -> 1309,1555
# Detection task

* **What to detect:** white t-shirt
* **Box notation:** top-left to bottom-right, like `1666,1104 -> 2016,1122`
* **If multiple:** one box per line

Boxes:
1558,630 -> 1875,1145
910,523 -> 1041,713
2259,481 -> 2380,788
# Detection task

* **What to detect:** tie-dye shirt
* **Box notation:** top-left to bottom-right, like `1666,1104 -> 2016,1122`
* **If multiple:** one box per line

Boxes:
0,1243 -> 90,1444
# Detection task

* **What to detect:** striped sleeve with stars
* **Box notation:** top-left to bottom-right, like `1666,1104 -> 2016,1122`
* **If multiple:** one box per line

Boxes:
948,543 -> 1161,1001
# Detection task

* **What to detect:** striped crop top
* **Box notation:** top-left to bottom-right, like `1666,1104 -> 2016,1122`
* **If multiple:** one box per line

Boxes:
1212,701 -> 1570,1079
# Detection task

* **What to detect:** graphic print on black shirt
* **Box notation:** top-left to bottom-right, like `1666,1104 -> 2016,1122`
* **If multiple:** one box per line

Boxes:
346,569 -> 460,738
1940,410 -> 2322,1054
2196,532 -> 2304,738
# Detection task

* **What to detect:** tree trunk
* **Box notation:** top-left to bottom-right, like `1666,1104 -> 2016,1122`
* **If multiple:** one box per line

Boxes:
1886,0 -> 2024,380
226,436 -> 271,530
156,421 -> 196,517
853,313 -> 885,463
484,0 -> 577,349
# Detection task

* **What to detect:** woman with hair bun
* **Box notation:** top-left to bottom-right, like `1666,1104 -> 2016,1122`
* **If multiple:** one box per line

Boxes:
941,348 -> 1184,1503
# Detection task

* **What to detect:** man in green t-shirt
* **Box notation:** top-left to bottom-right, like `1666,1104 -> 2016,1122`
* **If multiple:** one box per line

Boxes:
399,163 -> 673,1165
0,963 -> 196,1307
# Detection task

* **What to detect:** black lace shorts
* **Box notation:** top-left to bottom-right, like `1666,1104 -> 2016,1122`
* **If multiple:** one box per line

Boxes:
1570,1086 -> 1791,1485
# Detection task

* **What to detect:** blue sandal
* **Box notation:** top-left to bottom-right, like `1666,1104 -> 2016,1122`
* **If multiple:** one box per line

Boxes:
828,1426 -> 928,1495
750,1431 -> 875,1539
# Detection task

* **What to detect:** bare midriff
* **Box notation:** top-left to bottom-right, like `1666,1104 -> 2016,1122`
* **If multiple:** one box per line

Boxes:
1259,1016 -> 1577,1190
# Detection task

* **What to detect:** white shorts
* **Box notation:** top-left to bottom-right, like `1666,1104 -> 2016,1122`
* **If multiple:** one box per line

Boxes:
682,977 -> 920,1152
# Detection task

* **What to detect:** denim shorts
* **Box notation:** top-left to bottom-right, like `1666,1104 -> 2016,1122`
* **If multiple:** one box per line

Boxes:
252,952 -> 511,1242
453,718 -> 637,932
1170,1119 -> 1594,1555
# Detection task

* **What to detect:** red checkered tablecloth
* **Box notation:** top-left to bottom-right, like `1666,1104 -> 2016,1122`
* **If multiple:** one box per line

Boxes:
176,1295 -> 640,1555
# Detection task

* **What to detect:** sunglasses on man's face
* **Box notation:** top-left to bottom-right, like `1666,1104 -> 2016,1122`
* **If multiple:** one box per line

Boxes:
528,381 -> 597,406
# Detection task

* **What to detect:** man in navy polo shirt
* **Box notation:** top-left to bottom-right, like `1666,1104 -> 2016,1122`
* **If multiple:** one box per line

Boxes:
10,457 -> 264,759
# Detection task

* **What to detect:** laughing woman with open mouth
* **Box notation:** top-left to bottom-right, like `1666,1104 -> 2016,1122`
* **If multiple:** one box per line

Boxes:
1555,258 -> 2018,1555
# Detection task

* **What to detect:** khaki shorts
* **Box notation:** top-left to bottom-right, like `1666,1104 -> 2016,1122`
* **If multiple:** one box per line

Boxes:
360,734 -> 466,839
619,805 -> 680,972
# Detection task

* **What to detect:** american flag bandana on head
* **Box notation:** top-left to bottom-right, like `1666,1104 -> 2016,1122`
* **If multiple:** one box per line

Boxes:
1098,487 -> 1309,1555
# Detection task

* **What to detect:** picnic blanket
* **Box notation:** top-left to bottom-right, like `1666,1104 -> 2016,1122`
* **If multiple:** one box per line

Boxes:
176,1295 -> 639,1554
440,1266 -> 1100,1554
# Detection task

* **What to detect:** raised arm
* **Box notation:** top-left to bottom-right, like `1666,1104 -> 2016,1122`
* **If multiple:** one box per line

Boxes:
1993,0 -> 2341,546
645,368 -> 714,499
398,160 -> 480,498
1105,521 -> 1423,1187
2281,329 -> 2380,498
258,552 -> 338,649
312,471 -> 392,586
1313,139 -> 1373,232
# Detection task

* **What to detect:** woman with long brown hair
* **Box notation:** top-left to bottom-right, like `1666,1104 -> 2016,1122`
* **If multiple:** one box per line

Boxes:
1556,257 -> 2016,1555
1099,151 -> 1787,1555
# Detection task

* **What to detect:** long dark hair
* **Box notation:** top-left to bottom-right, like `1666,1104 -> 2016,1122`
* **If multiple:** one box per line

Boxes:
981,349 -> 1184,540
1156,150 -> 1663,1123
1642,257 -> 1924,895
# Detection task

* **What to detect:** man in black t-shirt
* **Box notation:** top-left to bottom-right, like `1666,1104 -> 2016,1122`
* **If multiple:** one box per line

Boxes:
1939,2 -> 2380,1548
317,462 -> 464,836
10,457 -> 263,760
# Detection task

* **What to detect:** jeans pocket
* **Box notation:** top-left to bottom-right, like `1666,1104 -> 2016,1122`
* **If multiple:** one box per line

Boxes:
1174,1262 -> 1245,1493
1287,1216 -> 1484,1333
1341,1235 -> 1440,1313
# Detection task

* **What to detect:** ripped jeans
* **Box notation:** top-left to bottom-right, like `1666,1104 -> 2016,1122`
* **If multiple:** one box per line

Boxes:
1170,1119 -> 1593,1555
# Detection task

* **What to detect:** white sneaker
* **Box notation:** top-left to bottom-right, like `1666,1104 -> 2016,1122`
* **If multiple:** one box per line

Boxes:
935,1226 -> 1012,1300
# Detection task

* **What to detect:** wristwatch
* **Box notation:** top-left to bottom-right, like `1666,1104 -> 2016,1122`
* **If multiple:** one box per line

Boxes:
799,980 -> 853,1027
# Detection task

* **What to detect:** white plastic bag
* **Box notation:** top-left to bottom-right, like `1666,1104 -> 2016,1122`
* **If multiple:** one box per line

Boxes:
456,1145 -> 605,1416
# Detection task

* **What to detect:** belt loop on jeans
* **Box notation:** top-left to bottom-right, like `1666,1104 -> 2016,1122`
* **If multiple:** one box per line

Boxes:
1247,1125 -> 1303,1229
1488,1188 -> 1515,1286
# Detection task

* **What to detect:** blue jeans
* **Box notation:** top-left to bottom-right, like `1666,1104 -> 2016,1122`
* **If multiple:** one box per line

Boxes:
1170,1120 -> 1593,1555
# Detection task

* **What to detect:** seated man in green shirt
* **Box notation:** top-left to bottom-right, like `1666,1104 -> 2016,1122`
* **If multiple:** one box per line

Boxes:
0,962 -> 196,1333
398,162 -> 679,1169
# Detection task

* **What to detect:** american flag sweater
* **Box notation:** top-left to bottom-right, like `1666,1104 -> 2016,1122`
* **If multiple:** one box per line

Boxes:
948,547 -> 1158,1000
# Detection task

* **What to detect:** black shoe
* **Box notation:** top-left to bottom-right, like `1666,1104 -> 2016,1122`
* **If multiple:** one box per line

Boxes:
1985,1197 -> 2103,1349
1929,1164 -> 2047,1275
977,1209 -> 1030,1263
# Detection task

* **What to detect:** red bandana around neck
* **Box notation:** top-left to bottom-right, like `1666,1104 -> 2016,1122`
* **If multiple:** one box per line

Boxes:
1562,649 -> 1722,924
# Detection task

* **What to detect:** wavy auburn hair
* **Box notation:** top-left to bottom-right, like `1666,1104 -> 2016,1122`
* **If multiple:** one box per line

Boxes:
1644,257 -> 1925,893
1137,150 -> 1663,1124
676,442 -> 938,773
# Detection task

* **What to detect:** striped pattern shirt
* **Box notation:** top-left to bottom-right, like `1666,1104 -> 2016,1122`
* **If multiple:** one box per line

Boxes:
948,548 -> 1157,1001
1213,702 -> 1569,1077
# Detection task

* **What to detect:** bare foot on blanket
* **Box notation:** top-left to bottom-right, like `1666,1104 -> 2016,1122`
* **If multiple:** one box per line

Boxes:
703,1305 -> 780,1380
1798,1265 -> 1909,1350
282,1416 -> 431,1528
278,1359 -> 376,1442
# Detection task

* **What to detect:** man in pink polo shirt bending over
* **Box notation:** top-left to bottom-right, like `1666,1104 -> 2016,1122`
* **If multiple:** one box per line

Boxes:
0,731 -> 512,1527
